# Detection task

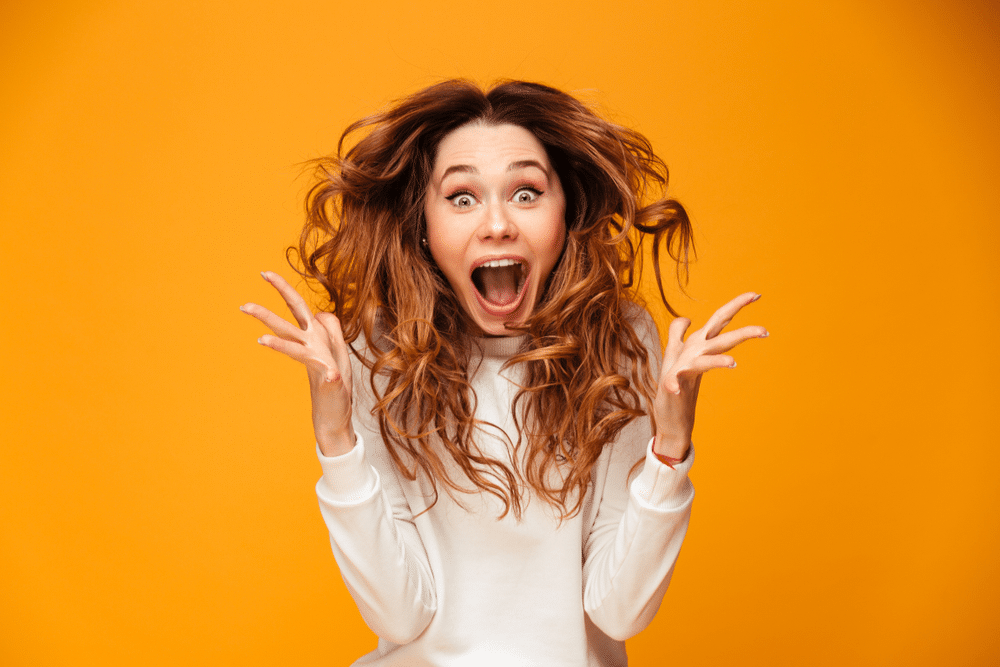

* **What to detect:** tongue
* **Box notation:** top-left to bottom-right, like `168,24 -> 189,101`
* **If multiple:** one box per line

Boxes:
479,265 -> 520,305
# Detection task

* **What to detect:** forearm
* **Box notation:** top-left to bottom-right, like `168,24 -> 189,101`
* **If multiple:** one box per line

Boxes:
583,439 -> 694,640
315,436 -> 436,643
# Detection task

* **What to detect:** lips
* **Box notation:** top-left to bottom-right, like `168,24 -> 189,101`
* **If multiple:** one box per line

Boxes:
469,256 -> 529,316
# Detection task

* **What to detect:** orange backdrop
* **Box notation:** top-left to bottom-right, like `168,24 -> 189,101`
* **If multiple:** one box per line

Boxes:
2,0 -> 998,665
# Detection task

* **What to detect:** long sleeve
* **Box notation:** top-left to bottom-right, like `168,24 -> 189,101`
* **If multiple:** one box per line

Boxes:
315,436 -> 437,643
314,341 -> 438,645
580,303 -> 695,641
581,433 -> 694,640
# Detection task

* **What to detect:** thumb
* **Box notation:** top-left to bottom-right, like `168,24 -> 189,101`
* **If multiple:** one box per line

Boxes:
660,365 -> 682,396
315,312 -> 350,385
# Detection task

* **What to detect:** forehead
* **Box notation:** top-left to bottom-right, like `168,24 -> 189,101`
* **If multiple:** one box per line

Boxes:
432,123 -> 550,173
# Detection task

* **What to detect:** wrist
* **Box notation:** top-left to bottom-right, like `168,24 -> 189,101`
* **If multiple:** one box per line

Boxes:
653,432 -> 691,463
317,427 -> 355,457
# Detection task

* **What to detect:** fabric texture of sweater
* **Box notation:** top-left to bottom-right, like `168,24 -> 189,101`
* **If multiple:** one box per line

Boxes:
314,306 -> 695,666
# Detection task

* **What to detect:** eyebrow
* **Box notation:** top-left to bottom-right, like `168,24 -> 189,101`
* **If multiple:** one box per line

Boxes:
440,160 -> 550,180
441,164 -> 477,179
507,159 -> 548,175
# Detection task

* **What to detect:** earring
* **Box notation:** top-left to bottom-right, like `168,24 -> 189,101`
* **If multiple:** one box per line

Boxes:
421,237 -> 428,247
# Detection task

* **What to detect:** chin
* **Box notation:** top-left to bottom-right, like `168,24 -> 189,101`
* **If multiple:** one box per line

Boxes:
467,285 -> 537,337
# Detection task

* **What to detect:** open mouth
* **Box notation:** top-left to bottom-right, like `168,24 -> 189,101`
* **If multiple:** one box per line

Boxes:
471,258 -> 527,309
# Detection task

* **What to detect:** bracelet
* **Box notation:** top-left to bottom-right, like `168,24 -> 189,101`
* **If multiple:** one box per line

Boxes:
653,451 -> 684,470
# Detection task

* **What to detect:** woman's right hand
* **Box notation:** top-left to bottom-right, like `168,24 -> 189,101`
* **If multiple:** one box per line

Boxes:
241,271 -> 355,457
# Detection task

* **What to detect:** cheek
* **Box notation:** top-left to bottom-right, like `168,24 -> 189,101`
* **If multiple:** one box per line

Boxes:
426,213 -> 467,281
550,219 -> 568,251
538,211 -> 567,269
430,244 -> 463,282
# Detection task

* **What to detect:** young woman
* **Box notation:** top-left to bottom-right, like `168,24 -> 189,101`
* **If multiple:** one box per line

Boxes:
242,80 -> 766,666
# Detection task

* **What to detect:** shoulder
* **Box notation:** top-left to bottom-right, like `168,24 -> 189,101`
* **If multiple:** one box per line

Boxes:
346,311 -> 393,364
622,299 -> 654,330
622,300 -> 661,360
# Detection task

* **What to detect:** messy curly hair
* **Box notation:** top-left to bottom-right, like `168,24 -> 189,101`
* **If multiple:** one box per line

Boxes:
295,79 -> 693,519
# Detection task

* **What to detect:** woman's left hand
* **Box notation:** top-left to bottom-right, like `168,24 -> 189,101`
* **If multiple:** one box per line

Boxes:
653,292 -> 768,461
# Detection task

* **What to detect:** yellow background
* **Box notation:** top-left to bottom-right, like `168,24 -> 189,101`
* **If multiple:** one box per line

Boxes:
2,0 -> 998,664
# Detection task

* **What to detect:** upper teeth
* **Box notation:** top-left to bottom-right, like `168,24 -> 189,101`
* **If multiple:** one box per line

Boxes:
481,259 -> 520,268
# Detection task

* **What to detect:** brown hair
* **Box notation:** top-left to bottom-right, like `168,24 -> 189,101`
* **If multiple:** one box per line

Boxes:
295,80 -> 693,518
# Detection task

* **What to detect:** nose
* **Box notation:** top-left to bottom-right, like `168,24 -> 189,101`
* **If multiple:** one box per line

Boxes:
478,202 -> 518,242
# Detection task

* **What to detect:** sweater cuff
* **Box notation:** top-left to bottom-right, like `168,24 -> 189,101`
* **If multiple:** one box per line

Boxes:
315,433 -> 379,505
630,437 -> 695,510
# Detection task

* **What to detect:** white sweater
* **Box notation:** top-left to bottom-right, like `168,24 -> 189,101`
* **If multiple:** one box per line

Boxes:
315,308 -> 694,666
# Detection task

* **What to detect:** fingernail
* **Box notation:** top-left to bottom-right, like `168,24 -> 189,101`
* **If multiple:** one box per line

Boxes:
260,271 -> 269,281
730,361 -> 738,368
239,304 -> 247,313
759,330 -> 769,338
257,337 -> 264,344
750,293 -> 761,302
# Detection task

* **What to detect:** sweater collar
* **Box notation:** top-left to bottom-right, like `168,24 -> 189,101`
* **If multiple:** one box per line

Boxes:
474,333 -> 528,359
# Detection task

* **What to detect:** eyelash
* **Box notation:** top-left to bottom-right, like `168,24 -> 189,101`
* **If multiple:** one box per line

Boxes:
444,186 -> 544,207
513,186 -> 543,202
445,190 -> 476,207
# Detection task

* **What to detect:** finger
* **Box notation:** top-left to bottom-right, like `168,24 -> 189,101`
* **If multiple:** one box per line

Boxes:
663,317 -> 692,369
261,271 -> 314,330
257,333 -> 312,365
676,354 -> 738,378
316,311 -> 346,347
240,302 -> 306,342
702,325 -> 769,355
702,292 -> 760,339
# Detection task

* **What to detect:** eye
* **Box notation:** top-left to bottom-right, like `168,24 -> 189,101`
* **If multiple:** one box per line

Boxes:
513,187 -> 542,204
446,191 -> 477,209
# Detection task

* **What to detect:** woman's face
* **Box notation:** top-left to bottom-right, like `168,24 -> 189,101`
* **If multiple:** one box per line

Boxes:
424,122 -> 567,336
